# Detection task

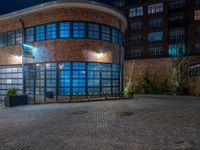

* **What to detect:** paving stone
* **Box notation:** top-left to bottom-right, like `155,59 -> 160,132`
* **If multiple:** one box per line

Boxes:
0,96 -> 199,150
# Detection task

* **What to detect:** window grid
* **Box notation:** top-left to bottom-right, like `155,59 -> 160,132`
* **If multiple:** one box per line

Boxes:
46,23 -> 57,40
129,7 -> 143,17
148,3 -> 163,14
25,27 -> 34,43
36,25 -> 45,41
0,21 -> 121,48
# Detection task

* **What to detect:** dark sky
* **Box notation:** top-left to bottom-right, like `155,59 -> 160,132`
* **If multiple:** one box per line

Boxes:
0,0 -> 112,15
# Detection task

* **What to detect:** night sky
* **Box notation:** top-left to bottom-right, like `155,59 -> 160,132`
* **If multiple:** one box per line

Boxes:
0,0 -> 112,15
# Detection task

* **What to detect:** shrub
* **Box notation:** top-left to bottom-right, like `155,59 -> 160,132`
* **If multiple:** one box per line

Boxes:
6,88 -> 17,97
139,72 -> 170,94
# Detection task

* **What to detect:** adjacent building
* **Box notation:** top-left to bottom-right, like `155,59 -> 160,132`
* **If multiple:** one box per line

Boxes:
113,0 -> 200,95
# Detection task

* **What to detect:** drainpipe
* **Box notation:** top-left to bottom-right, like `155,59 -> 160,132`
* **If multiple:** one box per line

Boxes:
19,19 -> 26,94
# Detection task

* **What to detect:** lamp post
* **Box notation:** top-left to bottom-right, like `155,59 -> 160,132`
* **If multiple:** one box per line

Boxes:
19,19 -> 26,94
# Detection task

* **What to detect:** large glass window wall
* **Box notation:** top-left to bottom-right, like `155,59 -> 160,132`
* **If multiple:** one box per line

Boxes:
0,62 -> 120,100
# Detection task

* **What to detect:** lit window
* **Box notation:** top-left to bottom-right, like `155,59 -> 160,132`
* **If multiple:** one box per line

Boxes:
73,22 -> 85,38
46,23 -> 57,40
88,23 -> 99,39
102,25 -> 111,41
25,27 -> 34,43
36,25 -> 45,41
59,22 -> 70,38
148,3 -> 163,14
195,10 -> 200,21
129,7 -> 143,17
168,43 -> 185,56
7,31 -> 16,45
148,32 -> 163,41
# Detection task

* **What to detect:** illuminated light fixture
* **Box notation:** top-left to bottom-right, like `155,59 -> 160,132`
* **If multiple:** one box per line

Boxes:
96,52 -> 103,59
23,44 -> 34,49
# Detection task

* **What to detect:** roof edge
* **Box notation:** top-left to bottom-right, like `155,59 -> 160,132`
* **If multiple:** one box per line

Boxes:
0,0 -> 127,30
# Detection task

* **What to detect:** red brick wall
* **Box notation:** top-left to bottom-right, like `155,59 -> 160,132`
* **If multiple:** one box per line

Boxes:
0,39 -> 120,65
124,56 -> 200,95
0,7 -> 121,32
0,7 -> 123,65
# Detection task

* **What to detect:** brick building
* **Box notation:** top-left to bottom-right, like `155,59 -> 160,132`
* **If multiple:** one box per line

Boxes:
0,0 -> 127,102
112,0 -> 200,95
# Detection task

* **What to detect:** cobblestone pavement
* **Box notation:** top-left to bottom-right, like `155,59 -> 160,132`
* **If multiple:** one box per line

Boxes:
0,95 -> 200,150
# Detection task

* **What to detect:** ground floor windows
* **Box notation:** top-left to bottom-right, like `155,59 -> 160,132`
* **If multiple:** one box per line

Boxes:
190,64 -> 200,76
0,62 -> 120,100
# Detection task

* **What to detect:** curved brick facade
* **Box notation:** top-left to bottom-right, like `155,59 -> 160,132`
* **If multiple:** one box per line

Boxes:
0,4 -> 126,65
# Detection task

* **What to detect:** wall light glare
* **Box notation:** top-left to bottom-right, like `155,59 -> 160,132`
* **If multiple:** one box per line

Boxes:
23,44 -> 34,49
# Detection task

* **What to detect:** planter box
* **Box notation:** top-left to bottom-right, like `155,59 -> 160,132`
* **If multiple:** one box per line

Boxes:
5,95 -> 28,107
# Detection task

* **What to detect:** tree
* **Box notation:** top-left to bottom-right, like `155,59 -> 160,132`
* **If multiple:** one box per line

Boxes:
170,40 -> 185,95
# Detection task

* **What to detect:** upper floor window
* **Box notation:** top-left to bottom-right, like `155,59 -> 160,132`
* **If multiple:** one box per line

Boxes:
46,23 -> 57,40
168,0 -> 185,10
129,7 -> 143,17
130,34 -> 144,43
113,0 -> 125,8
195,10 -> 200,21
25,27 -> 34,43
148,32 -> 163,41
195,27 -> 200,38
148,47 -> 163,56
128,47 -> 143,58
169,30 -> 185,42
59,22 -> 70,38
88,23 -> 99,39
130,22 -> 143,30
102,25 -> 111,41
7,31 -> 16,45
36,25 -> 45,41
148,3 -> 163,14
168,43 -> 185,56
193,43 -> 200,54
0,32 -> 7,47
112,28 -> 119,44
73,22 -> 85,38
149,18 -> 163,28
195,0 -> 200,5
16,29 -> 22,44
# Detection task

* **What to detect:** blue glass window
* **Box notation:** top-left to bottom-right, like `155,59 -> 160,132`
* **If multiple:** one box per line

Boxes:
112,28 -> 119,44
25,27 -> 34,43
46,23 -> 57,39
7,31 -> 16,45
148,31 -> 163,41
0,32 -> 7,47
36,25 -> 45,41
59,22 -> 70,38
88,71 -> 100,79
16,29 -> 22,44
72,62 -> 86,70
102,25 -> 111,41
73,22 -> 85,38
88,23 -> 99,39
168,44 -> 185,56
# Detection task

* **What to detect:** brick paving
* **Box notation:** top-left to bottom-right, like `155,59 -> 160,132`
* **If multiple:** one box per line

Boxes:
0,95 -> 200,150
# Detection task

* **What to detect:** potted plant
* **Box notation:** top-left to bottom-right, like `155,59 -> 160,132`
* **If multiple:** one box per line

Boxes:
5,88 -> 28,107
